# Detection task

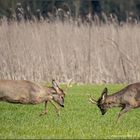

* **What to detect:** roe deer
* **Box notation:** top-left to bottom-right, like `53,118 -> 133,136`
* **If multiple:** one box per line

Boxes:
89,83 -> 140,122
0,79 -> 66,116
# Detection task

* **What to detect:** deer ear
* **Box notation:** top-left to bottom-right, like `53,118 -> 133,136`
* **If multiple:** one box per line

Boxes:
52,79 -> 59,89
102,87 -> 108,94
101,87 -> 108,101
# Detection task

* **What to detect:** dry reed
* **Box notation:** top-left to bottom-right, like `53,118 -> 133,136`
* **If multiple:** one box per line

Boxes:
0,19 -> 140,84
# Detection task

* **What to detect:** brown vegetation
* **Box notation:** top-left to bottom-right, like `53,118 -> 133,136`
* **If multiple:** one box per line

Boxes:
0,20 -> 140,84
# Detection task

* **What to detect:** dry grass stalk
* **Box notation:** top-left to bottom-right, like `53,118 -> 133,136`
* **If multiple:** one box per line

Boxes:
0,20 -> 140,84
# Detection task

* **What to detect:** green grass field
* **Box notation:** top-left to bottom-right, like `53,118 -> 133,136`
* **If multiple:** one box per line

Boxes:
0,84 -> 140,139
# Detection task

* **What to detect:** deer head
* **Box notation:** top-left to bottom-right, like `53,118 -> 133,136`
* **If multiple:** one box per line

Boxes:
89,87 -> 108,115
51,79 -> 65,107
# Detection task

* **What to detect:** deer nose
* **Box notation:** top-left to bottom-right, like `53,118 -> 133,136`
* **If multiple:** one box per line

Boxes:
61,104 -> 64,108
101,110 -> 107,115
102,112 -> 105,115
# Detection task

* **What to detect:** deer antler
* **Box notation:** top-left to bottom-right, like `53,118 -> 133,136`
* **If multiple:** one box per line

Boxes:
89,94 -> 97,104
63,79 -> 73,94
67,79 -> 73,88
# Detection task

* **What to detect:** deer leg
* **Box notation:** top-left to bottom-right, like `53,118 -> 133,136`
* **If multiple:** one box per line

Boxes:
39,101 -> 48,116
50,100 -> 60,116
116,105 -> 132,122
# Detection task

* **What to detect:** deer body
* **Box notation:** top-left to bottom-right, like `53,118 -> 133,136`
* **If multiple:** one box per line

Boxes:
0,80 -> 48,104
0,79 -> 65,116
90,82 -> 140,122
106,83 -> 140,108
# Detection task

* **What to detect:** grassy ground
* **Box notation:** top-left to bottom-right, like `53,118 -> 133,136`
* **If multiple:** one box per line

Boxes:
0,84 -> 140,139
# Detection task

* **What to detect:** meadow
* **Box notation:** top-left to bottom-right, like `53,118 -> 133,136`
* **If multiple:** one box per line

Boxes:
0,84 -> 140,139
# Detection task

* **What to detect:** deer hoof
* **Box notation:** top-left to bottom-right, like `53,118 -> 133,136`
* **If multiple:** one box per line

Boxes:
39,112 -> 47,116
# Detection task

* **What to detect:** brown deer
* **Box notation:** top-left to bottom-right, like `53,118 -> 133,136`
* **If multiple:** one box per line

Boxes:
0,79 -> 67,116
89,83 -> 140,122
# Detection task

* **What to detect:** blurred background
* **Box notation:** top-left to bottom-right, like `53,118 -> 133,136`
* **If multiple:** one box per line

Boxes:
0,0 -> 140,23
